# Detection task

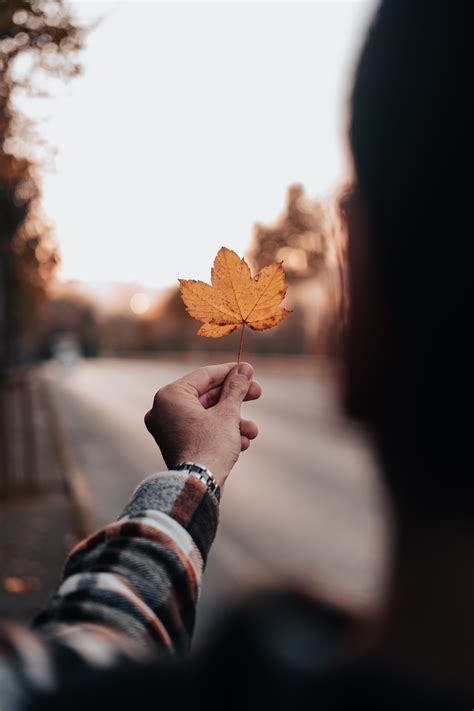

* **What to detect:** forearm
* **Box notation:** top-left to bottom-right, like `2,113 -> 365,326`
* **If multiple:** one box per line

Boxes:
34,471 -> 219,655
0,470 -> 219,710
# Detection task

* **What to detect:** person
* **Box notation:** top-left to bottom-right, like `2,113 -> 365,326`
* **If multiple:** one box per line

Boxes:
1,0 -> 472,707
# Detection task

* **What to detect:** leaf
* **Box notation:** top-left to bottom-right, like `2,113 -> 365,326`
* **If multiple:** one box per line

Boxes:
179,247 -> 291,361
3,576 -> 41,594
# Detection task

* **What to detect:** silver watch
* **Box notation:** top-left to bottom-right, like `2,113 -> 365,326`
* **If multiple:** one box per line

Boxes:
174,462 -> 221,502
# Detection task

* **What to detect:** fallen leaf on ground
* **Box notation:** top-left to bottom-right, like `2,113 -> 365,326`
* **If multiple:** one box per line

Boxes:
3,576 -> 41,594
179,247 -> 291,361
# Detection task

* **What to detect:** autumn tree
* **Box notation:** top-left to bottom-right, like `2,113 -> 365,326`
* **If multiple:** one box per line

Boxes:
249,183 -> 348,354
0,0 -> 83,378
248,184 -> 330,281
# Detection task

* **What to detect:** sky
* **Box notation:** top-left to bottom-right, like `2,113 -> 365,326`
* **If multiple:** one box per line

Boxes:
20,0 -> 376,291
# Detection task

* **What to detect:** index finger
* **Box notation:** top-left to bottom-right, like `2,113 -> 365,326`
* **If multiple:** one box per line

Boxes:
176,362 -> 238,396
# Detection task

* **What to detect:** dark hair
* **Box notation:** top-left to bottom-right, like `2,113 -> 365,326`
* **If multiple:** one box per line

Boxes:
348,0 -> 473,520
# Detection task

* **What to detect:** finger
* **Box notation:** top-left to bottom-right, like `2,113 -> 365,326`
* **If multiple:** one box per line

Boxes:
240,435 -> 250,452
217,363 -> 254,412
240,418 -> 258,440
176,363 -> 237,397
245,380 -> 263,402
199,379 -> 262,409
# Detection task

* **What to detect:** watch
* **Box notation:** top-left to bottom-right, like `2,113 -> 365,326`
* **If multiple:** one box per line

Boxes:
174,462 -> 221,503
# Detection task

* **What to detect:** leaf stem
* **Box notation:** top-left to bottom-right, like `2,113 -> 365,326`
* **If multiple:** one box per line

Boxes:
237,324 -> 245,364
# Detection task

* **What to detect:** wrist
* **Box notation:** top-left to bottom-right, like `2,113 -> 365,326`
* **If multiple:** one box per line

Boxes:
172,453 -> 228,486
173,461 -> 221,502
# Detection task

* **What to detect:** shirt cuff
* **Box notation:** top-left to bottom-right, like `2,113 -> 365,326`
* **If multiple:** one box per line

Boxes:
119,470 -> 219,563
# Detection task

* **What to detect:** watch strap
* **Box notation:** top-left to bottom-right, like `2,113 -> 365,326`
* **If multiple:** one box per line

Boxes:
174,462 -> 221,503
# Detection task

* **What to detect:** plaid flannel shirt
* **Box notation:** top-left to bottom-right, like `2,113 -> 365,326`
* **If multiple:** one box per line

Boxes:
0,471 -> 219,710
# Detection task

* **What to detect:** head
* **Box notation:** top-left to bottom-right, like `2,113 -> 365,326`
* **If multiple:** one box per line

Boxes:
344,0 -> 473,526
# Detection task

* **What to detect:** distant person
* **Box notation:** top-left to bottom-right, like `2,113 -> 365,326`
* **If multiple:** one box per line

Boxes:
0,0 -> 472,708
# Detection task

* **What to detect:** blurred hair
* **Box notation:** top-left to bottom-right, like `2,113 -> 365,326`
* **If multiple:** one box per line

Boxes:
347,0 -> 473,520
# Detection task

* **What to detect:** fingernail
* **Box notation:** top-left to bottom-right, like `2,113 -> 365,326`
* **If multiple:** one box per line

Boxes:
237,363 -> 253,380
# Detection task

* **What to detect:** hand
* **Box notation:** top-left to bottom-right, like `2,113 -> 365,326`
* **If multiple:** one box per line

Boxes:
144,362 -> 262,488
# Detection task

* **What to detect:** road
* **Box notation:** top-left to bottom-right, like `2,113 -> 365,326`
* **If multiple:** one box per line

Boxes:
44,356 -> 390,636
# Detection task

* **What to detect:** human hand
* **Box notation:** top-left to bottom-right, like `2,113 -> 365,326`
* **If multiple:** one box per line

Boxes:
144,362 -> 261,488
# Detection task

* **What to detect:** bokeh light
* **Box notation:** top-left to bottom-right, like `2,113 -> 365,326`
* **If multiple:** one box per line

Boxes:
129,292 -> 150,315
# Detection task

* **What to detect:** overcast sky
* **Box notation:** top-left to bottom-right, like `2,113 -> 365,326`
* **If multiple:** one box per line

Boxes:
23,0 -> 376,290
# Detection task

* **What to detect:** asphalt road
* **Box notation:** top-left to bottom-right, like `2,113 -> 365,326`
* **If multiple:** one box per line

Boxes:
44,356 -> 390,636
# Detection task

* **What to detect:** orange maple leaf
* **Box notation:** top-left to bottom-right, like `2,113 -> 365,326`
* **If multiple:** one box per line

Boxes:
179,247 -> 291,362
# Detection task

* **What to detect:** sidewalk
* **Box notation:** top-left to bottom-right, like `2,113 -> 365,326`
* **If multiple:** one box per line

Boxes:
0,370 -> 87,623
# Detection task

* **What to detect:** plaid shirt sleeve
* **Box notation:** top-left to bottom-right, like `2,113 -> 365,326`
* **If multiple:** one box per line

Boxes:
0,470 -> 219,710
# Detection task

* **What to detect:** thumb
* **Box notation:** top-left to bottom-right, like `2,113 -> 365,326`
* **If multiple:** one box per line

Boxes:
217,363 -> 254,411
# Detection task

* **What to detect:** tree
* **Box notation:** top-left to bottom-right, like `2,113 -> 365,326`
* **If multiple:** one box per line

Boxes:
248,184 -> 329,281
249,184 -> 349,353
0,0 -> 83,378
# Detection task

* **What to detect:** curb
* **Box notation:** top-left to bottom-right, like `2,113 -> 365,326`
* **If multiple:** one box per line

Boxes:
40,377 -> 96,540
